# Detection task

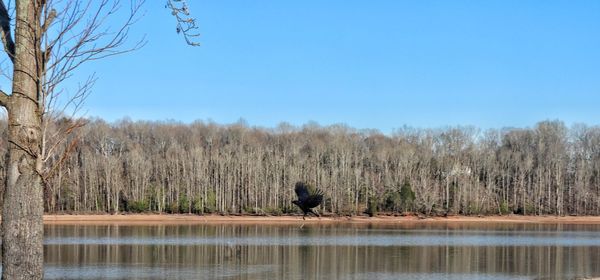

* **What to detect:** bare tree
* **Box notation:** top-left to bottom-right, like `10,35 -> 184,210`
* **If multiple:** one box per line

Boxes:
0,0 -> 146,278
1,117 -> 596,220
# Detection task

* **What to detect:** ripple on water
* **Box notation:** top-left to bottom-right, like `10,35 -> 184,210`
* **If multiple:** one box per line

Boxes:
44,233 -> 600,247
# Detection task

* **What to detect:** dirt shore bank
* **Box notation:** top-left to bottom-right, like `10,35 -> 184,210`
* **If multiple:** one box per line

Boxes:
41,214 -> 600,225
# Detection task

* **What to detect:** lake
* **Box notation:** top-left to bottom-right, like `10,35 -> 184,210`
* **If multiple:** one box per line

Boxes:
38,222 -> 600,279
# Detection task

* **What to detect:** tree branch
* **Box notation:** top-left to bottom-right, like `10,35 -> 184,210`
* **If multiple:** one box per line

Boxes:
0,88 -> 9,108
0,0 -> 14,62
42,8 -> 57,35
167,0 -> 200,46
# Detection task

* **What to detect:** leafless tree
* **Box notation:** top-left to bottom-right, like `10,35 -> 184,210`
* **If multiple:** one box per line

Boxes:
0,0 -> 147,278
0,118 -> 593,222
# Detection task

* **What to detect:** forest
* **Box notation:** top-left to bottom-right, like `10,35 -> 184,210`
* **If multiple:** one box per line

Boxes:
1,118 -> 598,216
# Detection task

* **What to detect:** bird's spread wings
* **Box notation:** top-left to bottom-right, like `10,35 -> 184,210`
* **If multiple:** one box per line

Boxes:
295,182 -> 324,208
295,182 -> 310,201
304,188 -> 323,208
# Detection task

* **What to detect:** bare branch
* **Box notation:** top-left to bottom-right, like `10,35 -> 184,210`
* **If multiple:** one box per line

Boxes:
0,88 -> 8,107
41,126 -> 83,187
0,0 -> 15,61
167,0 -> 200,46
41,8 -> 57,35
31,0 -> 148,200
42,0 -> 146,100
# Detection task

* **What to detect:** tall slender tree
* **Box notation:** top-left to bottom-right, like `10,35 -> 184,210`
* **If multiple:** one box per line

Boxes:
0,0 -> 198,278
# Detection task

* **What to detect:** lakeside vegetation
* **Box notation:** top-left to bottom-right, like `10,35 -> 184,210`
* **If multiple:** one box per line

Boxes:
1,118 -> 599,216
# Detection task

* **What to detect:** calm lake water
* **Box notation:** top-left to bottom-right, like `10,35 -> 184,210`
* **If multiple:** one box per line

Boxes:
36,222 -> 600,279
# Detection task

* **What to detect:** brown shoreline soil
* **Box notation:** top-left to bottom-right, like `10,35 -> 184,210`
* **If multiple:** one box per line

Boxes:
40,214 -> 600,225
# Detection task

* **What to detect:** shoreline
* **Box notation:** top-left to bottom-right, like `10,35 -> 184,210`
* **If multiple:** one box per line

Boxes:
40,214 -> 600,225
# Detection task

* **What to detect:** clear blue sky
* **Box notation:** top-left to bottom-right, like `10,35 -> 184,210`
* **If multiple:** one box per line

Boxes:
41,1 -> 600,133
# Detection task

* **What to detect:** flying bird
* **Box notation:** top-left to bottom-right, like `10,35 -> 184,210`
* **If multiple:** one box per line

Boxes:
292,182 -> 324,220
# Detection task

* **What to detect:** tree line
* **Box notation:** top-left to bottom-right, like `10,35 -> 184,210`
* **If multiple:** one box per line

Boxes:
1,118 -> 598,216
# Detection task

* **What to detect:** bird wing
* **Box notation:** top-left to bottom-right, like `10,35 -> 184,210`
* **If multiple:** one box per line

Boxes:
295,182 -> 324,208
304,189 -> 323,208
295,182 -> 310,201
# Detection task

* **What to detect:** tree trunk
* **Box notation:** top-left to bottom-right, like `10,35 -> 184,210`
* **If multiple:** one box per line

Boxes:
1,0 -> 44,279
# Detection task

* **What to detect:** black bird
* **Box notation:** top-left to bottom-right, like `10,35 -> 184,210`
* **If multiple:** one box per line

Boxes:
292,182 -> 324,220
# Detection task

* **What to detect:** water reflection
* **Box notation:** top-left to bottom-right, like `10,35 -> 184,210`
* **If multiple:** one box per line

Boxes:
40,223 -> 600,279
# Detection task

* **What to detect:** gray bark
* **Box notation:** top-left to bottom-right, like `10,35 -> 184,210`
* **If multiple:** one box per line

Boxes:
1,0 -> 44,279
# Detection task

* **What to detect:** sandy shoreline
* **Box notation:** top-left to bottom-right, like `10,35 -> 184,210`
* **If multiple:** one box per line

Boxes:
40,214 -> 600,225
